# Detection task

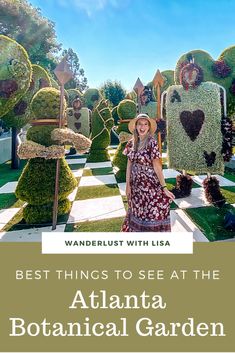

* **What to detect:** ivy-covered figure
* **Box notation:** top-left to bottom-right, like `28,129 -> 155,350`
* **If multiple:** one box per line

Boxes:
163,59 -> 232,205
16,87 -> 91,224
88,99 -> 114,162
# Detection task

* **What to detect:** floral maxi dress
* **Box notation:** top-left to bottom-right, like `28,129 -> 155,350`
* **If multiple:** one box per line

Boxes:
121,137 -> 171,232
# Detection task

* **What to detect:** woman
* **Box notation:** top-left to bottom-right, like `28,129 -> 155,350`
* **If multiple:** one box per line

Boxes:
121,113 -> 175,232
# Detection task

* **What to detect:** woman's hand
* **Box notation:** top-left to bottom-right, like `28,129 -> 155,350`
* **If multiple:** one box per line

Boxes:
126,182 -> 131,198
163,188 -> 175,201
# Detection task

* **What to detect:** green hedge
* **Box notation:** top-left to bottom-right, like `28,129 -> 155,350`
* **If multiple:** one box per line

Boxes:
166,82 -> 224,174
0,35 -> 32,119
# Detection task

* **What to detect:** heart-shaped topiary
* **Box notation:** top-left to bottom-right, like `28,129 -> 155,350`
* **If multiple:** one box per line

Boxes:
180,109 -> 205,141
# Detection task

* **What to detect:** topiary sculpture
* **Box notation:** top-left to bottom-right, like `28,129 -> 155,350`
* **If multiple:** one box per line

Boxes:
15,87 -> 91,224
0,35 -> 32,118
2,64 -> 51,129
174,47 -> 235,117
87,99 -> 114,162
112,99 -> 137,181
67,89 -> 83,107
163,59 -> 232,204
67,98 -> 91,139
83,88 -> 103,111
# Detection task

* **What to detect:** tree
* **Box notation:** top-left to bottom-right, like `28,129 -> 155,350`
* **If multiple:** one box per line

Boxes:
0,0 -> 60,70
61,48 -> 88,92
100,80 -> 126,107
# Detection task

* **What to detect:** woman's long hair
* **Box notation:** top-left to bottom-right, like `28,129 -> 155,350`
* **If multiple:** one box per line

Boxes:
133,120 -> 151,152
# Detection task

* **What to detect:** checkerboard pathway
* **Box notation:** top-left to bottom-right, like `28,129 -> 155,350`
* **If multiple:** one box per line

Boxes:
0,149 -> 235,242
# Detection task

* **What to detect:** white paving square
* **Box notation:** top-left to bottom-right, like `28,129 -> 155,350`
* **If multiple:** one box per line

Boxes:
118,182 -> 126,196
85,161 -> 112,169
0,224 -> 66,242
0,208 -> 21,230
171,209 -> 208,242
68,195 -> 126,223
68,187 -> 78,202
108,149 -> 117,155
72,169 -> 83,178
66,158 -> 86,165
162,152 -> 167,158
163,169 -> 180,179
173,188 -> 210,209
192,175 -> 235,187
79,175 -> 117,187
0,181 -> 18,194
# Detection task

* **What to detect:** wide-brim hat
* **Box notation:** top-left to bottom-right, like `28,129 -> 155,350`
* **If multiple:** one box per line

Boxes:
128,113 -> 157,134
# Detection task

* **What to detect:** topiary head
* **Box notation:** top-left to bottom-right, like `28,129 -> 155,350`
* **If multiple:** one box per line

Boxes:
0,35 -> 32,118
83,88 -> 102,110
117,99 -> 137,120
31,87 -> 66,120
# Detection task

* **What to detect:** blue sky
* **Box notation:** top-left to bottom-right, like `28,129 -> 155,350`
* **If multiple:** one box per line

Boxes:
29,0 -> 235,91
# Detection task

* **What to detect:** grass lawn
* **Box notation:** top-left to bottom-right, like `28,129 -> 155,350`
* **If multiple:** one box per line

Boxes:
185,205 -> 235,241
0,160 -> 27,187
0,194 -> 25,209
223,170 -> 235,183
75,184 -> 120,200
65,217 -> 124,232
221,186 -> 235,204
3,208 -> 70,232
82,167 -> 114,176
69,163 -> 85,170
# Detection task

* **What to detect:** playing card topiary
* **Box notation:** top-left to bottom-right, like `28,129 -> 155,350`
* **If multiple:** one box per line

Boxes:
174,47 -> 235,117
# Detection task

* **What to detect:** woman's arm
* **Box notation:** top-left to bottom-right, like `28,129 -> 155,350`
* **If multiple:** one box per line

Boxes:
125,159 -> 132,197
152,159 -> 175,200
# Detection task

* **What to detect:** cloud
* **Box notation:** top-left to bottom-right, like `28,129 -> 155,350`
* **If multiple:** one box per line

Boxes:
57,0 -> 121,17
